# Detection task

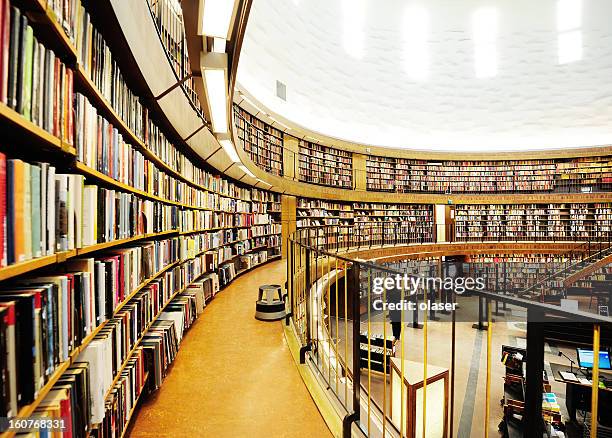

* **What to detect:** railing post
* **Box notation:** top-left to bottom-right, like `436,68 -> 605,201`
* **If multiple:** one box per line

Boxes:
286,240 -> 293,326
343,261 -> 361,437
300,247 -> 313,363
473,296 -> 487,330
524,306 -> 545,438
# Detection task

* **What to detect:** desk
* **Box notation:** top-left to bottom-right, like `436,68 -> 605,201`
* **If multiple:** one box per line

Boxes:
549,362 -> 612,423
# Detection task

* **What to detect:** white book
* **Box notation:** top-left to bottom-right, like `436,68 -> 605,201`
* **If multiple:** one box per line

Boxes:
95,261 -> 106,325
23,163 -> 32,261
32,297 -> 43,394
82,185 -> 97,247
37,162 -> 48,256
77,340 -> 105,424
73,174 -> 84,249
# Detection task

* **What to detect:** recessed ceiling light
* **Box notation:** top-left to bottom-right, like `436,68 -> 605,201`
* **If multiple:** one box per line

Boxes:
403,5 -> 430,81
220,139 -> 241,163
473,8 -> 498,78
558,30 -> 583,64
201,0 -> 237,39
239,165 -> 256,178
342,0 -> 365,59
557,0 -> 582,32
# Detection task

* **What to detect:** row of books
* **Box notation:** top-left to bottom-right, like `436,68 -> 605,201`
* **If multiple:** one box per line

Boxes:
0,3 -> 73,143
76,91 -> 265,208
146,0 -> 203,118
10,261 -> 212,436
366,155 -> 612,193
0,237 -> 179,420
1,153 -> 284,268
234,105 -> 283,177
251,188 -> 281,204
298,139 -> 352,189
0,222 -> 280,416
455,203 -> 612,240
0,0 -> 270,208
76,5 -> 144,140
238,251 -> 269,271
465,254 -> 570,293
1,155 -> 185,266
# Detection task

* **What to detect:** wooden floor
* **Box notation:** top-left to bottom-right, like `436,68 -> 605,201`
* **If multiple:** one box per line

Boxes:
128,260 -> 332,438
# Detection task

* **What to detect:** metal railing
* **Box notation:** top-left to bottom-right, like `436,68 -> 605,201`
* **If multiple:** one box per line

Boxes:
146,0 -> 204,119
520,238 -> 612,301
286,232 -> 611,438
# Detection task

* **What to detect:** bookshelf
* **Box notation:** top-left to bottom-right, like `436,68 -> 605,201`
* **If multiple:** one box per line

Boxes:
0,0 -> 281,437
454,203 -> 612,242
298,139 -> 352,188
366,156 -> 612,194
365,156 -> 396,192
296,198 -> 434,249
233,105 -> 283,176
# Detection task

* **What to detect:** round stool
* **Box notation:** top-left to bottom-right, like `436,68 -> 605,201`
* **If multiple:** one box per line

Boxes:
255,284 -> 286,321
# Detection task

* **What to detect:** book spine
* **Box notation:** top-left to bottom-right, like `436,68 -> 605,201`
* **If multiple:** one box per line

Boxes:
22,25 -> 34,120
0,152 -> 4,267
6,6 -> 19,110
30,164 -> 41,258
0,0 -> 9,104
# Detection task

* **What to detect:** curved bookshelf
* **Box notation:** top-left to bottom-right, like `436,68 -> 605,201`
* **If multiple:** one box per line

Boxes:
233,102 -> 612,197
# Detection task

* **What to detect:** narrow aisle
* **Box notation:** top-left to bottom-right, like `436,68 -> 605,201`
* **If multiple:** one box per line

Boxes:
128,260 -> 332,438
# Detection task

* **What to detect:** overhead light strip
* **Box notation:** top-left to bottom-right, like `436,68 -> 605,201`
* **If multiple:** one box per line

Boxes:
200,0 -> 237,39
220,139 -> 241,163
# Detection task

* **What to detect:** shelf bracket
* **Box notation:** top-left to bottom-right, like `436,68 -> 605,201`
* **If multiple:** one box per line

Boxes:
202,146 -> 222,162
154,73 -> 194,101
183,124 -> 207,142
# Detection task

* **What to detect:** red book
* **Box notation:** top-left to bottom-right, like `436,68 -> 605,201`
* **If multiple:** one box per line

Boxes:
107,122 -> 113,177
58,390 -> 73,438
0,0 -> 8,103
66,67 -> 73,145
53,59 -> 60,138
0,152 -> 5,267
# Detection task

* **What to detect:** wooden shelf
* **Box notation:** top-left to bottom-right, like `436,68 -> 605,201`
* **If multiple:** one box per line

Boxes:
0,241 -> 280,436
0,102 -> 76,156
0,230 -> 179,283
74,162 -> 211,211
119,371 -> 150,438
0,259 -> 181,438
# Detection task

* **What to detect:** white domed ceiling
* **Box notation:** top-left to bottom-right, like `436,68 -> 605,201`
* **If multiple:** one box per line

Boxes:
236,0 -> 612,152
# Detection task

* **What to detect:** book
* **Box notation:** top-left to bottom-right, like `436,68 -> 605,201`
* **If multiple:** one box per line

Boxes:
6,5 -> 19,109
0,0 -> 9,104
30,163 -> 41,258
0,152 -> 5,267
21,23 -> 33,120
0,302 -> 16,419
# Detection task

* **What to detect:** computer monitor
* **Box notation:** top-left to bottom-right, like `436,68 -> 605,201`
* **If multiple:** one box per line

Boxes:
576,348 -> 612,370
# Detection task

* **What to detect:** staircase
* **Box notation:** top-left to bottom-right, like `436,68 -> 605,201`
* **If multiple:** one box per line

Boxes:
519,241 -> 612,303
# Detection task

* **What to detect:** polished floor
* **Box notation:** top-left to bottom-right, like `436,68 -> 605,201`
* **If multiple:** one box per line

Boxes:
128,260 -> 332,438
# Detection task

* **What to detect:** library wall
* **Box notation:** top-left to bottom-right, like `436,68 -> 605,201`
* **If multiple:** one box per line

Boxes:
0,0 -> 282,436
291,198 -> 612,250
233,103 -> 612,198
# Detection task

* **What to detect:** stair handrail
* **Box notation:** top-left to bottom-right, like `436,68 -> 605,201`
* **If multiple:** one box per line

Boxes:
520,236 -> 612,298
